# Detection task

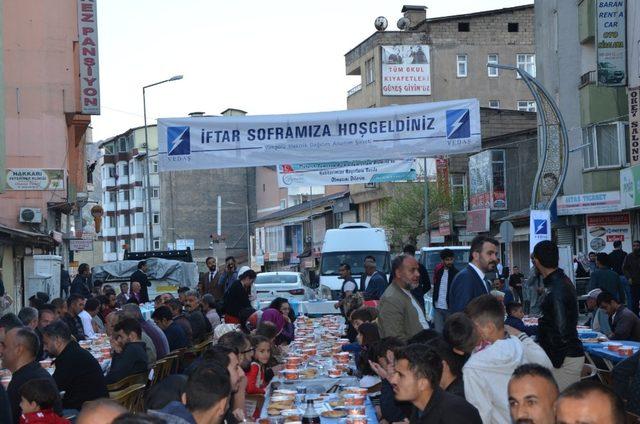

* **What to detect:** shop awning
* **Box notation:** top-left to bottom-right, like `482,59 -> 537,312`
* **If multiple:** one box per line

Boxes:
0,224 -> 55,247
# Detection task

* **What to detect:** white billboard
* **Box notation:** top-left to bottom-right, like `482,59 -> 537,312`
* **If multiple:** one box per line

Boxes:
596,0 -> 626,86
381,45 -> 431,96
276,159 -> 416,187
158,99 -> 481,171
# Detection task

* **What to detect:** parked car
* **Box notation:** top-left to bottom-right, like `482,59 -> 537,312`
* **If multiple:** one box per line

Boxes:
254,271 -> 313,302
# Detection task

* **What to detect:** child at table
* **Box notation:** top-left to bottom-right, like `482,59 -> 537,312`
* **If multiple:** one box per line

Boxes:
18,378 -> 69,424
504,302 -> 538,337
246,335 -> 272,395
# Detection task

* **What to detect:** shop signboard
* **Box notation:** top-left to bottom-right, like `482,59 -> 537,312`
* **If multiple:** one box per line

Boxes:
586,212 -> 632,253
69,239 -> 93,251
468,150 -> 507,210
596,0 -> 627,86
621,165 -> 640,209
466,208 -> 490,233
630,87 -> 640,165
556,191 -> 622,215
6,169 -> 64,190
381,45 -> 431,96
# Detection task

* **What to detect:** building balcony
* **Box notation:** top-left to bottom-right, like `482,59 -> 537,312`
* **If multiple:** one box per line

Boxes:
578,0 -> 595,44
579,82 -> 628,126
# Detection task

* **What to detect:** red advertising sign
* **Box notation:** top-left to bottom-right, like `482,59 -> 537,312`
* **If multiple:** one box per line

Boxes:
466,208 -> 490,233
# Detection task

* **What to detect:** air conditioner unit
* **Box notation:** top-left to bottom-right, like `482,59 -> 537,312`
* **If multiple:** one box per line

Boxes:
19,207 -> 42,224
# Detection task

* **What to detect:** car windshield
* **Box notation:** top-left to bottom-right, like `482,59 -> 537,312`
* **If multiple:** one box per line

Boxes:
320,251 -> 391,276
422,250 -> 469,275
254,274 -> 299,285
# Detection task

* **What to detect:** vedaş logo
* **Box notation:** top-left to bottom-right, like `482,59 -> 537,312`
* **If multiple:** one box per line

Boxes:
167,126 -> 190,156
446,109 -> 470,139
534,219 -> 548,235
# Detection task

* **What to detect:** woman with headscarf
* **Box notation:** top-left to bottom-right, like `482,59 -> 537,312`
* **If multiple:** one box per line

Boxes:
267,297 -> 295,344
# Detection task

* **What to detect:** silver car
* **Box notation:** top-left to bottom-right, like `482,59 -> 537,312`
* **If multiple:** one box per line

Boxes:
254,271 -> 313,302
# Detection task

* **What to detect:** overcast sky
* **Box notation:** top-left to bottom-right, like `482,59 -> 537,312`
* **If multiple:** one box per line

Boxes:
92,0 -> 533,142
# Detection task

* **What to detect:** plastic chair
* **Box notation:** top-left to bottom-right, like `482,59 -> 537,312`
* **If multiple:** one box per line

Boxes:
148,358 -> 171,387
580,363 -> 598,380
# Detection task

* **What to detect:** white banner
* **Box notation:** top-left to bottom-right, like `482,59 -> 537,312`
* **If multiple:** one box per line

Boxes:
276,159 -> 416,187
557,191 -> 622,215
596,0 -> 626,86
6,169 -> 65,190
530,209 -> 551,254
157,99 -> 481,171
381,45 -> 431,96
77,0 -> 100,114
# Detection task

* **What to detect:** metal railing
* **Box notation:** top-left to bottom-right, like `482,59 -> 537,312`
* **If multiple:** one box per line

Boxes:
347,83 -> 362,97
579,71 -> 596,88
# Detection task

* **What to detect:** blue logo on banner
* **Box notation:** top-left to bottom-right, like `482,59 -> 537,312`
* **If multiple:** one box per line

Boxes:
534,219 -> 548,235
167,126 -> 190,156
446,109 -> 470,139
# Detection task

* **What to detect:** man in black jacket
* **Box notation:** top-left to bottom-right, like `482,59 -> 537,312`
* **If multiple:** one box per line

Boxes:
42,320 -> 108,411
432,249 -> 458,332
105,317 -> 149,385
62,294 -> 87,341
183,290 -> 213,343
360,257 -> 388,301
70,263 -> 92,298
403,245 -> 431,312
532,240 -> 584,391
389,344 -> 481,424
130,260 -> 151,303
3,327 -> 63,423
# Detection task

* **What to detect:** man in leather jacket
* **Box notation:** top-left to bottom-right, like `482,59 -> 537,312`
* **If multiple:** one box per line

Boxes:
532,240 -> 584,391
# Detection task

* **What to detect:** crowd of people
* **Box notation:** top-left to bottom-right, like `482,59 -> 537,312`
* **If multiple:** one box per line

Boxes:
1,241 -> 639,423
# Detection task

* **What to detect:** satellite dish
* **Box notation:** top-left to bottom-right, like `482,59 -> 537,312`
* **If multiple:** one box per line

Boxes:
397,17 -> 411,30
374,16 -> 388,31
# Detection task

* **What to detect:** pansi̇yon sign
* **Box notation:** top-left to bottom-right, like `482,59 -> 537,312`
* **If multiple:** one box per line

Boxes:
77,0 -> 100,114
158,99 -> 481,171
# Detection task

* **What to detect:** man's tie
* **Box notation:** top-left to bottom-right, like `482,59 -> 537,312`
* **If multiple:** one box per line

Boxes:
209,272 -> 214,283
483,277 -> 492,293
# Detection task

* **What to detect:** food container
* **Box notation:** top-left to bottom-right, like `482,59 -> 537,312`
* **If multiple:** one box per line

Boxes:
345,406 -> 366,416
338,338 -> 350,345
284,362 -> 299,370
258,419 -> 272,424
347,415 -> 368,424
286,356 -> 303,366
343,387 -> 368,396
282,370 -> 299,381
280,409 -> 301,418
343,394 -> 366,406
271,395 -> 295,403
302,348 -> 317,356
328,368 -> 342,378
606,342 -> 623,352
332,345 -> 342,354
273,389 -> 297,396
335,352 -> 350,363
619,346 -> 635,356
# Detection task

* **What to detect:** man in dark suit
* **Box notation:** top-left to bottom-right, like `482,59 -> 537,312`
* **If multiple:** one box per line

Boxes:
448,235 -> 499,313
70,263 -> 92,298
403,244 -> 431,311
199,256 -> 223,301
360,256 -> 388,301
130,260 -> 151,303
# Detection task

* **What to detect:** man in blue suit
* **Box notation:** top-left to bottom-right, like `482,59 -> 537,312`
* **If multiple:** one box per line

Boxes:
360,257 -> 388,301
449,235 -> 499,313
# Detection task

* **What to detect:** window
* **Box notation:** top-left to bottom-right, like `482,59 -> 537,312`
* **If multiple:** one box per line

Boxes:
487,54 -> 499,77
280,199 -> 287,210
489,100 -> 500,109
152,161 -> 158,173
108,191 -> 116,203
130,189 -> 135,200
153,213 -> 160,224
365,58 -> 375,85
458,22 -> 470,32
104,143 -> 114,155
582,122 -> 629,169
107,240 -> 116,253
121,163 -> 129,176
152,187 -> 160,199
108,166 -> 116,178
122,214 -> 130,226
450,174 -> 468,211
130,213 -> 135,225
516,54 -> 536,78
508,22 -> 519,32
118,137 -> 127,152
153,238 -> 160,250
517,101 -> 537,112
120,190 -> 130,202
456,54 -> 468,77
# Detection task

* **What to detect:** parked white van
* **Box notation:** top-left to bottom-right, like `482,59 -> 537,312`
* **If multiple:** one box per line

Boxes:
318,223 -> 391,300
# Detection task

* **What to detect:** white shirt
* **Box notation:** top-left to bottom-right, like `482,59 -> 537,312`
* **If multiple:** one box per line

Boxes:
436,268 -> 449,310
402,288 -> 430,330
469,263 -> 489,292
343,281 -> 357,292
364,275 -> 372,289
79,310 -> 96,338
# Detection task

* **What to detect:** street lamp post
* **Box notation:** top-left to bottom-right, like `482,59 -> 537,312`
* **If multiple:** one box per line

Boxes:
142,75 -> 183,251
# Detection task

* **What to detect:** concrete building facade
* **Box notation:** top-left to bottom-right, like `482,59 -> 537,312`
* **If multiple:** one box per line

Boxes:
0,0 -> 96,308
